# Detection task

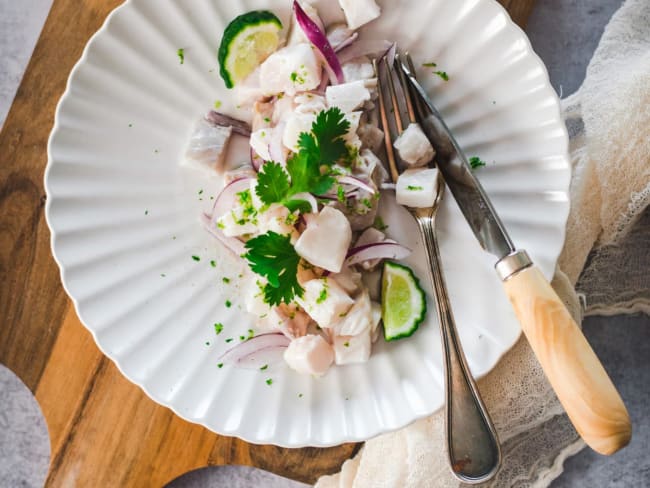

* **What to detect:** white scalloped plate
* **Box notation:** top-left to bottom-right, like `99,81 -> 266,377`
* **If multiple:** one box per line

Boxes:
45,0 -> 569,447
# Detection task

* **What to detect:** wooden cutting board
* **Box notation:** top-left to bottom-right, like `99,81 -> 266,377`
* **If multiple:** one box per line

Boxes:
0,1 -> 535,485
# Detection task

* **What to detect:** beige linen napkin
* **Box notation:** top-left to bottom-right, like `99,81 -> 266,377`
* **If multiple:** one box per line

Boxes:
316,0 -> 650,486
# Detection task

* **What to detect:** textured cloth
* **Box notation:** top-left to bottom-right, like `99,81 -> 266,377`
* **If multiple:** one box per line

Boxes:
316,0 -> 650,486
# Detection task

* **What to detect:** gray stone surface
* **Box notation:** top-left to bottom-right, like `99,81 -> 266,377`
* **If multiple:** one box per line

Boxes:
0,0 -> 648,487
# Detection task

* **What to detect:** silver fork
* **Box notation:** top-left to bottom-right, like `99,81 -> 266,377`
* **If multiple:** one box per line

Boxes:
374,53 -> 501,484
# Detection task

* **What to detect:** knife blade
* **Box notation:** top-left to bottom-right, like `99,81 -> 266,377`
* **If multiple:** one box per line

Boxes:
394,53 -> 631,455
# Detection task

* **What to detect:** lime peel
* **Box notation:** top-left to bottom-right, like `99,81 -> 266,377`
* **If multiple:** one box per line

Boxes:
381,261 -> 427,341
218,10 -> 283,89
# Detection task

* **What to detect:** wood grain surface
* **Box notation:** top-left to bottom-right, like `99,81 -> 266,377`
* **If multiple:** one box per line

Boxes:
0,0 -> 535,486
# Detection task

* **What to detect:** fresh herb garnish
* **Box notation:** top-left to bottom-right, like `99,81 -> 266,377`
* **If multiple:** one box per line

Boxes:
177,48 -> 185,64
191,255 -> 200,262
244,231 -> 303,306
373,216 -> 388,231
225,338 -> 234,343
210,260 -> 217,268
422,62 -> 437,68
217,363 -> 224,368
266,378 -> 273,386
469,156 -> 486,169
343,341 -> 350,347
214,100 -> 222,109
255,107 -> 350,209
434,70 -> 449,81
316,280 -> 329,304
222,277 -> 230,283
298,393 -> 303,398
214,323 -> 224,335
225,300 -> 232,308
260,364 -> 269,371
407,185 -> 423,191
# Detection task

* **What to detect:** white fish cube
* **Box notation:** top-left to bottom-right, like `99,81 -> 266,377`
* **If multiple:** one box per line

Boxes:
216,206 -> 258,236
245,279 -> 270,317
297,278 -> 354,328
326,80 -> 372,113
284,334 -> 334,376
249,128 -> 273,161
396,167 -> 439,208
332,329 -> 372,365
183,118 -> 232,174
342,56 -> 375,82
260,43 -> 321,96
294,206 -> 352,272
283,112 -> 316,152
257,203 -> 297,239
338,0 -> 381,29
333,290 -> 373,336
393,123 -> 435,167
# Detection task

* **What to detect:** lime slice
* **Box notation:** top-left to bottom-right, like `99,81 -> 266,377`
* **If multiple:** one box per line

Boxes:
218,10 -> 283,88
381,262 -> 427,341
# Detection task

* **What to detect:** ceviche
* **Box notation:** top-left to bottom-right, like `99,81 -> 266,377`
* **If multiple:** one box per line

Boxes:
183,0 -> 441,376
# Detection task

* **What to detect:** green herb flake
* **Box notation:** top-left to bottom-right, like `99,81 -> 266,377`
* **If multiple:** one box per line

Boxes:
266,378 -> 273,386
217,363 -> 224,369
422,62 -> 437,68
210,260 -> 217,268
343,341 -> 350,347
222,277 -> 230,283
407,185 -> 423,191
128,123 -> 133,128
337,185 -> 346,203
225,338 -> 234,343
191,255 -> 200,262
144,209 -> 149,215
225,300 -> 232,308
205,341 -> 210,346
260,364 -> 269,371
263,117 -> 271,123
316,280 -> 329,304
214,323 -> 224,335
434,70 -> 449,81
239,335 -> 246,341
247,329 -> 255,340
177,48 -> 185,64
373,216 -> 388,231
469,156 -> 487,169
298,393 -> 303,398
214,100 -> 222,109
160,273 -> 166,277
361,198 -> 372,209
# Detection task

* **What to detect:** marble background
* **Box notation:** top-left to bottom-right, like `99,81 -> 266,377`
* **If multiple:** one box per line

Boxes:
1,0 -> 648,487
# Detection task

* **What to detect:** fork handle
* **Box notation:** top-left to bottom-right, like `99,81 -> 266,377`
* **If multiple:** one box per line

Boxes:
417,217 -> 500,482
501,261 -> 631,455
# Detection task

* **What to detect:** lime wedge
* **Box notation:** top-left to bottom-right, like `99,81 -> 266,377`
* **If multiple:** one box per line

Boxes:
218,10 -> 282,88
381,262 -> 427,341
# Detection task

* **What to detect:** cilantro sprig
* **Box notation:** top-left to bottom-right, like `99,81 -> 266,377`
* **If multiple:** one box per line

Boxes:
255,107 -> 350,209
243,231 -> 303,306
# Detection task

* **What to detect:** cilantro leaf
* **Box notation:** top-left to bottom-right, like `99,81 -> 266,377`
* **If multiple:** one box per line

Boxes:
284,199 -> 313,214
304,107 -> 350,166
256,161 -> 290,205
286,151 -> 335,196
243,231 -> 303,306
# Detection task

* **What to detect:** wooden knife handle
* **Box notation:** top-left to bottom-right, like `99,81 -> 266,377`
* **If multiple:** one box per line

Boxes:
502,265 -> 631,455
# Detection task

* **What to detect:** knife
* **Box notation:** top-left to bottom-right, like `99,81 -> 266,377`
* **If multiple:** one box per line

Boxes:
396,54 -> 631,455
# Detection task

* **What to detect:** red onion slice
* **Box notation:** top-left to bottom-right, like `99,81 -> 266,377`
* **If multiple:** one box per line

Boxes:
289,192 -> 319,214
337,40 -> 393,65
205,110 -> 252,137
211,177 -> 252,219
293,0 -> 344,85
200,213 -> 246,257
345,242 -> 411,266
337,175 -> 376,194
218,332 -> 291,366
250,147 -> 264,171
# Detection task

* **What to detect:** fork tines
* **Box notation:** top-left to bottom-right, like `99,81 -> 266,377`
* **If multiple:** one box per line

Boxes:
373,51 -> 423,184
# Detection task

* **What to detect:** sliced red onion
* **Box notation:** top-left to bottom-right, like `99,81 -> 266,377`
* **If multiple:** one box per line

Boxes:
356,227 -> 387,247
218,332 -> 291,366
205,110 -> 251,137
333,32 -> 359,53
337,40 -> 393,65
200,213 -> 246,257
293,0 -> 344,85
289,192 -> 319,214
345,241 -> 411,266
337,175 -> 376,194
211,177 -> 252,219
